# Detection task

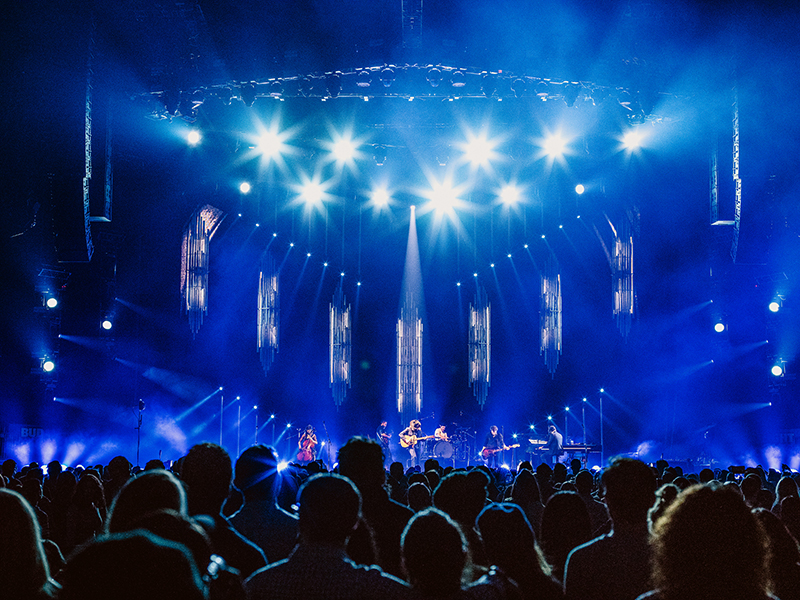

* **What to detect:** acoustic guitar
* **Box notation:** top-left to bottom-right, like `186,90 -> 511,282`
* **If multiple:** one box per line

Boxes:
399,434 -> 435,448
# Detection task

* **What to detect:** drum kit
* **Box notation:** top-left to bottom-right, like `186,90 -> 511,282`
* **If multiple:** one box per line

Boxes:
419,426 -> 474,464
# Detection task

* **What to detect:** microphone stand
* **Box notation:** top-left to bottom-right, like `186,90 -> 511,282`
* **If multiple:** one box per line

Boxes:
135,399 -> 145,467
322,421 -> 332,468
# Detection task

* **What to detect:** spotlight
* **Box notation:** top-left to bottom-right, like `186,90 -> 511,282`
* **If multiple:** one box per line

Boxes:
357,282 -> 362,286
490,263 -> 495,268
286,423 -> 292,428
464,135 -> 495,166
529,424 -> 535,430
46,296 -> 58,309
340,272 -> 345,277
575,184 -> 585,195
253,405 -> 258,409
277,460 -> 289,471
42,359 -> 55,373
273,232 -> 277,237
547,415 -> 553,421
428,181 -> 458,213
769,301 -> 781,313
507,253 -> 512,258
323,262 -> 328,267
565,406 -> 570,412
257,131 -> 284,157
372,145 -> 387,166
270,414 -> 275,419
499,185 -> 520,206
457,282 -> 461,287
326,74 -> 342,98
511,78 -> 527,97
582,397 -> 587,402
289,242 -> 294,247
356,70 -> 372,88
542,133 -> 567,158
371,188 -> 390,207
379,67 -> 395,88
622,129 -> 644,150
426,68 -> 443,88
714,322 -> 726,333
307,252 -> 311,257
300,181 -> 324,205
772,364 -> 784,377
450,70 -> 465,88
481,74 -> 496,97
101,319 -> 113,331
240,182 -> 252,194
473,273 -> 478,278
332,138 -> 355,162
187,130 -> 201,146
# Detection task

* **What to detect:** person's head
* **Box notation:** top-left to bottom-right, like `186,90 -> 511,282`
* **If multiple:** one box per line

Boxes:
21,477 -> 44,507
106,469 -> 187,533
601,457 -> 657,525
0,489 -> 56,597
548,425 -> 557,434
337,436 -> 386,494
540,491 -> 592,576
402,507 -> 469,598
752,507 -> 800,600
574,469 -> 594,495
1,459 -> 17,479
380,421 -> 387,428
477,502 -> 551,581
306,425 -> 313,433
651,484 -> 769,600
389,462 -> 405,481
490,425 -> 498,435
233,444 -> 281,501
740,473 -> 762,499
511,468 -> 542,503
648,483 -> 680,532
145,459 -> 166,471
407,482 -> 432,512
439,424 -> 446,431
297,473 -> 361,545
59,530 -> 206,600
775,475 -> 798,501
180,443 -> 233,516
107,456 -> 132,481
411,419 -> 421,429
127,509 -> 214,571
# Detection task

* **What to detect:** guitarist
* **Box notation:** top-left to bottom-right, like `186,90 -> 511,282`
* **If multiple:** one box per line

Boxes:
376,420 -> 393,465
481,425 -> 509,468
399,419 -> 424,469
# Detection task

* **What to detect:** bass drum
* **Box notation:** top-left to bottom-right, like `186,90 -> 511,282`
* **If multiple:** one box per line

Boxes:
433,441 -> 454,459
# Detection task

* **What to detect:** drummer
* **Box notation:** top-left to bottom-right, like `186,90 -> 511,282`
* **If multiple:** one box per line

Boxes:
434,423 -> 449,442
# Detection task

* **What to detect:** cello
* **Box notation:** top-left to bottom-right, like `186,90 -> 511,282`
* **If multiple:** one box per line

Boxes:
297,427 -> 317,462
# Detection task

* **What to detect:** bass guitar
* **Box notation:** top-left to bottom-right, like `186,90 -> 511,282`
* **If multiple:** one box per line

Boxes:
480,443 -> 520,459
399,434 -> 435,448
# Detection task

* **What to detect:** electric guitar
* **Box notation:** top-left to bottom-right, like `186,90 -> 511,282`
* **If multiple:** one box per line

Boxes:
399,434 -> 435,448
481,443 -> 520,459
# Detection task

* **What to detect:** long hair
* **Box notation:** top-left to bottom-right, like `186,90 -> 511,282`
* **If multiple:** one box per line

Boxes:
0,489 -> 59,598
651,483 -> 770,600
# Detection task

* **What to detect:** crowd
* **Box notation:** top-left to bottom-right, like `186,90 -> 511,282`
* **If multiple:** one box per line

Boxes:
2,438 -> 800,600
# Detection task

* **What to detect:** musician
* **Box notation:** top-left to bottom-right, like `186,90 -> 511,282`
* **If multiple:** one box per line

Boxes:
376,420 -> 393,465
434,424 -> 449,442
399,419 -> 423,469
538,424 -> 564,465
297,425 -> 318,464
481,425 -> 509,468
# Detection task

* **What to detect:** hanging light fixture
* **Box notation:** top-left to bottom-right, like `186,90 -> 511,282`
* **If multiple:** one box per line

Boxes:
612,216 -> 635,337
469,285 -> 491,408
257,253 -> 279,375
180,205 -> 224,337
330,285 -> 352,407
540,255 -> 562,376
397,294 -> 423,421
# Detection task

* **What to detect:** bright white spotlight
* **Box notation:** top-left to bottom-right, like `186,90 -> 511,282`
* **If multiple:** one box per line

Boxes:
542,133 -> 567,158
769,301 -> 781,313
428,181 -> 458,213
622,129 -> 644,150
240,182 -> 252,194
575,184 -> 585,195
714,322 -> 725,333
46,297 -> 58,309
277,460 -> 289,471
42,360 -> 55,373
463,135 -> 495,166
187,130 -> 201,146
102,319 -> 113,331
772,364 -> 784,377
332,138 -> 356,162
257,131 -> 284,157
499,185 -> 520,206
371,188 -> 390,207
301,182 -> 324,205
